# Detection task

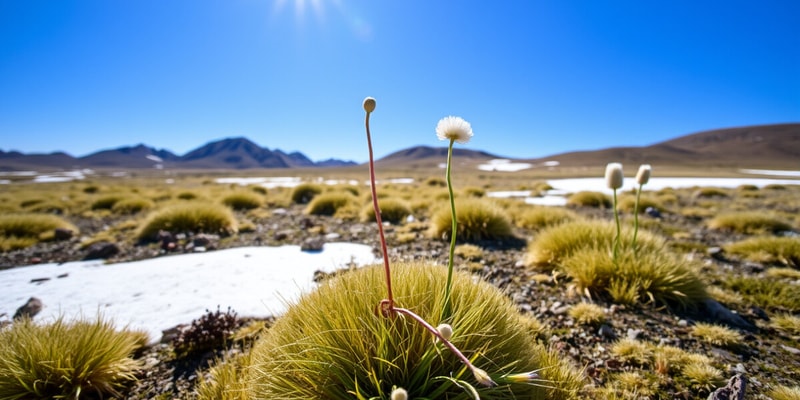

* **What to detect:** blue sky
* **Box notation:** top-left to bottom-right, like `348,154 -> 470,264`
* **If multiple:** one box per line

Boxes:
1,0 -> 798,162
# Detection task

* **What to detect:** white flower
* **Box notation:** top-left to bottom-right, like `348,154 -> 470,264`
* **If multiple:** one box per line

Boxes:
390,387 -> 408,400
605,162 -> 624,190
436,116 -> 473,144
636,164 -> 651,185
362,97 -> 376,113
436,323 -> 453,341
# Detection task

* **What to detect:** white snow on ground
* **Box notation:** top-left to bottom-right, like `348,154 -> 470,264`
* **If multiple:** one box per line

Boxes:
489,176 -> 800,207
740,169 -> 800,178
0,243 -> 378,342
215,176 -> 303,188
478,159 -> 533,172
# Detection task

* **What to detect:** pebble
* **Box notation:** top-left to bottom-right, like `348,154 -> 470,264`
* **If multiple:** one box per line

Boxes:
781,345 -> 800,355
677,319 -> 688,327
598,324 -> 616,340
627,328 -> 643,340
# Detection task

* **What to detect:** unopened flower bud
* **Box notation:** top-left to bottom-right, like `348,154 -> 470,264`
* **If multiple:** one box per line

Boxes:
605,163 -> 624,189
636,164 -> 651,185
362,97 -> 376,113
436,323 -> 453,341
472,367 -> 495,387
390,387 -> 408,400
501,371 -> 541,383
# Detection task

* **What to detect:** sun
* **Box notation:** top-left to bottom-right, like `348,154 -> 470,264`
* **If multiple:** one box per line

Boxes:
272,0 -> 340,24
271,0 -> 371,40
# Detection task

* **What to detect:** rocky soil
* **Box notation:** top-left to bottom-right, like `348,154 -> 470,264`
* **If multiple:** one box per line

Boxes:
1,203 -> 799,399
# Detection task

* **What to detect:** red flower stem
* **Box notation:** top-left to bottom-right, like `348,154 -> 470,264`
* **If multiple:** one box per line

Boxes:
392,306 -> 475,371
365,110 -> 393,311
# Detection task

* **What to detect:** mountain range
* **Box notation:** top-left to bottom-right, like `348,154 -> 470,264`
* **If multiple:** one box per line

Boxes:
1,123 -> 798,171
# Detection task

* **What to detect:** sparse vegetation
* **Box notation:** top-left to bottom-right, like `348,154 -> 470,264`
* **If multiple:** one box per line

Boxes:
766,385 -> 800,400
0,316 -> 146,399
429,199 -> 513,242
691,323 -> 743,348
771,313 -> 800,335
137,202 -> 238,241
91,195 -> 125,210
305,192 -> 356,216
723,275 -> 800,312
111,197 -> 155,214
454,243 -> 484,261
568,302 -> 606,325
515,206 -> 580,231
0,213 -> 78,251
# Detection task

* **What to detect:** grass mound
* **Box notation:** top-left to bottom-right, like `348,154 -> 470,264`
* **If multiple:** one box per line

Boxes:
0,316 -> 146,399
0,213 -> 78,251
515,206 -> 580,231
361,197 -> 412,224
566,191 -> 611,208
90,195 -> 125,210
136,202 -> 237,241
723,236 -> 800,267
222,192 -> 263,211
290,183 -> 323,204
111,197 -> 155,214
525,220 -> 662,268
429,199 -> 513,242
305,192 -> 357,216
249,262 -> 583,399
616,195 -> 664,213
707,211 -> 792,234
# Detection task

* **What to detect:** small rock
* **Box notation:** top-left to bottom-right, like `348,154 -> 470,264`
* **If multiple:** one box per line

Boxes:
678,319 -> 689,327
707,373 -> 746,400
14,297 -> 43,320
645,207 -> 662,218
53,227 -> 74,241
193,246 -> 207,253
707,247 -> 724,260
324,233 -> 341,241
780,344 -> 800,355
748,306 -> 769,321
57,273 -> 68,278
301,237 -> 325,252
30,277 -> 50,284
30,257 -> 42,264
627,328 -> 643,340
598,324 -> 616,340
273,230 -> 291,241
193,234 -> 219,247
83,241 -> 121,260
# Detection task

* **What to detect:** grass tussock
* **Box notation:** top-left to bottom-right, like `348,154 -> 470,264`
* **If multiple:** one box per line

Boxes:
222,192 -> 263,211
693,187 -> 729,198
723,236 -> 800,267
90,195 -> 125,210
707,211 -> 792,234
196,353 -> 253,400
690,323 -> 743,348
111,197 -> 155,214
0,213 -> 78,251
566,191 -> 611,208
771,314 -> 800,335
515,206 -> 580,231
136,202 -> 238,241
290,183 -> 323,204
766,385 -> 800,400
616,195 -> 664,213
723,275 -> 800,312
454,243 -> 484,261
0,316 -> 146,399
305,192 -> 356,216
568,302 -> 606,326
361,197 -> 412,224
249,262 -> 584,399
429,199 -> 513,242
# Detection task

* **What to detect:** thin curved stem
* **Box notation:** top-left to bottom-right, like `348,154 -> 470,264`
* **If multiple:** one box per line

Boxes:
612,188 -> 621,263
632,184 -> 642,251
365,110 -> 393,311
442,139 -> 457,321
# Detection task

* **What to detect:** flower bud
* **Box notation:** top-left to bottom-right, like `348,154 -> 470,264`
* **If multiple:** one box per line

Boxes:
472,367 -> 496,387
636,164 -> 651,185
605,163 -> 624,189
362,97 -> 376,113
390,387 -> 408,400
436,323 -> 453,341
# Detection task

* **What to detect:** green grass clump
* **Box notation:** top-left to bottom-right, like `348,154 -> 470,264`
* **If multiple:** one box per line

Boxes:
361,198 -> 412,224
568,302 -> 606,326
176,191 -> 198,200
566,191 -> 611,208
0,213 -> 78,251
707,211 -> 792,234
249,261 -> 584,399
616,195 -> 664,214
610,338 -> 653,366
766,385 -> 800,400
305,192 -> 357,216
723,236 -> 800,267
525,220 -> 662,268
680,363 -> 725,392
111,197 -> 155,214
196,353 -> 252,400
515,206 -> 579,231
771,313 -> 800,335
693,187 -> 729,198
690,323 -> 743,348
136,202 -> 238,241
90,195 -> 125,210
290,183 -> 323,204
0,316 -> 146,399
429,199 -> 513,242
454,243 -> 484,261
723,275 -> 800,312
222,192 -> 263,211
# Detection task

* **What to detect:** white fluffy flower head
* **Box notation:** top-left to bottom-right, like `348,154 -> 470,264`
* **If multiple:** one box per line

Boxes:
436,116 -> 473,144
390,387 -> 408,400
605,162 -> 624,190
636,164 -> 651,185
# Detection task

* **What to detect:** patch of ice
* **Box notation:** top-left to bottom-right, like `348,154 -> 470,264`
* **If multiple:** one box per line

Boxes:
525,196 -> 568,206
739,169 -> 800,178
477,159 -> 532,172
541,161 -> 560,167
0,171 -> 37,176
487,190 -> 532,198
145,154 -> 163,163
0,180 -> 9,185
216,177 -> 303,188
0,243 -> 378,342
